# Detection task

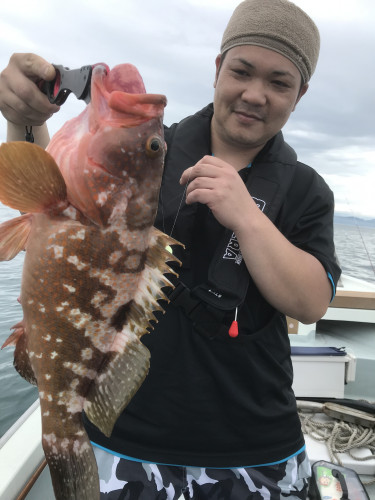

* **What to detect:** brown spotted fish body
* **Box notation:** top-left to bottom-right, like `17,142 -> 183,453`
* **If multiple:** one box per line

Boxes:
0,64 -> 180,500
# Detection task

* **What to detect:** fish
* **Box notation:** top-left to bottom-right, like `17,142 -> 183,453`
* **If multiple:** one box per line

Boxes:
0,63 -> 181,500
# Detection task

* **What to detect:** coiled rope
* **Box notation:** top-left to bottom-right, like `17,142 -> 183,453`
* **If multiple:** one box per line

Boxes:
298,410 -> 375,485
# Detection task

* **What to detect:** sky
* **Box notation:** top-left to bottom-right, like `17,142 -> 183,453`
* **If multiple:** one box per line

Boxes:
0,0 -> 374,219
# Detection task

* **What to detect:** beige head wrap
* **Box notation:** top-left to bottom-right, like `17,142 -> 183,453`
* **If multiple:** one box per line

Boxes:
220,0 -> 320,83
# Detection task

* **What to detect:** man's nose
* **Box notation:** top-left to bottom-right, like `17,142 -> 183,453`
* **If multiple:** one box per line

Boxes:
241,79 -> 267,105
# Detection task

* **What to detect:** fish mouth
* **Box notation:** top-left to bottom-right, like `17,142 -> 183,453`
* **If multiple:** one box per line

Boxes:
91,64 -> 167,124
108,92 -> 167,119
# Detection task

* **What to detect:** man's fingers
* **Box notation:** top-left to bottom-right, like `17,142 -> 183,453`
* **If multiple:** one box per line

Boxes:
10,53 -> 56,82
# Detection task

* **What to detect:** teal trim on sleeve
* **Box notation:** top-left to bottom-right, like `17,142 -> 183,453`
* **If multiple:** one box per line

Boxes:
328,272 -> 336,302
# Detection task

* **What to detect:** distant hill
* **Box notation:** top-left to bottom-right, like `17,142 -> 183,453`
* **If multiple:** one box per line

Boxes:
334,215 -> 375,228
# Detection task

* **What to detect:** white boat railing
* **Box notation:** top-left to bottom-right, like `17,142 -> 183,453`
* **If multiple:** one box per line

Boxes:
0,399 -> 47,500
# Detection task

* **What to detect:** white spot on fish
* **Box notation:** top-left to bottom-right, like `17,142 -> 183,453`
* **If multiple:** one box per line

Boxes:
56,306 -> 64,312
43,334 -> 51,341
47,394 -> 53,402
69,229 -> 86,240
91,292 -> 109,309
97,192 -> 108,206
35,353 -> 43,359
29,351 -> 34,358
67,255 -> 88,270
28,299 -> 34,305
39,306 -> 46,313
109,251 -> 122,265
43,411 -> 50,417
56,338 -> 63,343
47,245 -> 64,259
81,348 -> 93,360
62,206 -> 78,220
61,438 -> 70,451
45,374 -> 51,380
39,391 -> 45,399
68,309 -> 91,329
71,379 -> 79,390
51,351 -> 58,359
67,395 -> 85,414
43,433 -> 56,445
61,301 -> 70,307
63,284 -> 76,293
121,147 -> 126,153
63,361 -> 97,379
108,196 -> 130,224
73,440 -> 90,454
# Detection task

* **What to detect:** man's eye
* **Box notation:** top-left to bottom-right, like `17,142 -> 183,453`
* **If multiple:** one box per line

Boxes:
233,69 -> 249,77
273,80 -> 289,88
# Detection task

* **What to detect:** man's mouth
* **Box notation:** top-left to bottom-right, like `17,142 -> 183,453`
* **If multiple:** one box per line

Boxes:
233,109 -> 264,121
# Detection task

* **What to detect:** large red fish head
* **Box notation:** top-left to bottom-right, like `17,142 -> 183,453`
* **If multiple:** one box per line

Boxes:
47,63 -> 167,228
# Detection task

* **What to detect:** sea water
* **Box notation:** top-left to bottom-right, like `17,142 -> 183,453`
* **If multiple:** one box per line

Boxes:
0,204 -> 374,437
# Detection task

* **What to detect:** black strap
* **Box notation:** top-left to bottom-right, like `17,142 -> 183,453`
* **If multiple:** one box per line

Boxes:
332,469 -> 349,500
166,282 -> 229,339
25,126 -> 34,143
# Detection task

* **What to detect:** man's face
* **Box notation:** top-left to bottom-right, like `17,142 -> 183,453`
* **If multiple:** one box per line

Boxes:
212,45 -> 308,154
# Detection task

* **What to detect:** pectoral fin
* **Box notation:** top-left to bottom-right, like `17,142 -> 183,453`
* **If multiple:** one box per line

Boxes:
0,214 -> 32,260
0,142 -> 67,213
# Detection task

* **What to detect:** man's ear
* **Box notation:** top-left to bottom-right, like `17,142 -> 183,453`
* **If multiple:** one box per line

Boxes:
293,83 -> 309,111
214,54 -> 222,88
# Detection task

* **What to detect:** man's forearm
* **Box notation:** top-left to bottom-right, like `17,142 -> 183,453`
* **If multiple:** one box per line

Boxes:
7,122 -> 50,148
236,209 -> 332,325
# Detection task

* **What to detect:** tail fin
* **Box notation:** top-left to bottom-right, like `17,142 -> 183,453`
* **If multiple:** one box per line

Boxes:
42,429 -> 99,500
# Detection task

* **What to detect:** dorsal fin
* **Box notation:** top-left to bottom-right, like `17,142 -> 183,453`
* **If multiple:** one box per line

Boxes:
84,228 -> 182,436
0,142 -> 68,214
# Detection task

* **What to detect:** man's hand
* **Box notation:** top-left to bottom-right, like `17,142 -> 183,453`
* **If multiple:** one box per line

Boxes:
180,155 -> 257,232
0,53 -> 60,126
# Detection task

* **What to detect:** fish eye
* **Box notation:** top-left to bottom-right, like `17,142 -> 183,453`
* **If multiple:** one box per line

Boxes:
146,136 -> 163,157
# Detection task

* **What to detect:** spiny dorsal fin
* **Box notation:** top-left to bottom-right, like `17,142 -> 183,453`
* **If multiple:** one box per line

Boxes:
84,227 -> 182,436
0,142 -> 67,213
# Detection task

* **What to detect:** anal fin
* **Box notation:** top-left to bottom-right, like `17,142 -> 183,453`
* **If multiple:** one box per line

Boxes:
84,333 -> 150,437
0,214 -> 32,260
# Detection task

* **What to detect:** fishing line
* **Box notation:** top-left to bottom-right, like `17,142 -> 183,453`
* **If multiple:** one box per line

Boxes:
344,198 -> 375,278
160,167 -> 193,238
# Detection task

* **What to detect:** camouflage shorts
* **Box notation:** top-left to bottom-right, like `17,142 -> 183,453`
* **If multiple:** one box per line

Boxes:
93,445 -> 311,500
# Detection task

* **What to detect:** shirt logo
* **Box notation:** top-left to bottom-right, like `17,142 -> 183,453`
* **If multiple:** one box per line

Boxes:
222,197 -> 266,264
252,197 -> 266,212
223,233 -> 243,265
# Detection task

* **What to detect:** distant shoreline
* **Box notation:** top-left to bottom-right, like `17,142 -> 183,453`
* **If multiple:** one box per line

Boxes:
334,215 -> 375,228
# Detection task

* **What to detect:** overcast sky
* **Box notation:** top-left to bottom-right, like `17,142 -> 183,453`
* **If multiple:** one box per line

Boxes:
0,0 -> 374,218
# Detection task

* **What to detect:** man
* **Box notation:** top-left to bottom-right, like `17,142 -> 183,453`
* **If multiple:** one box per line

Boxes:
0,0 -> 341,498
